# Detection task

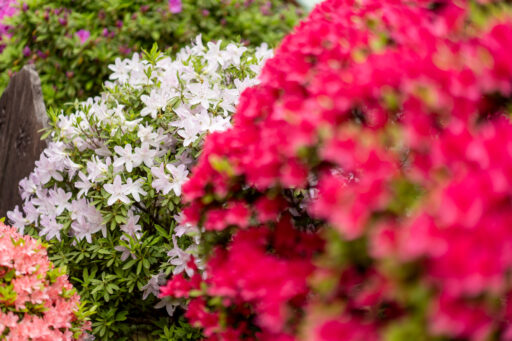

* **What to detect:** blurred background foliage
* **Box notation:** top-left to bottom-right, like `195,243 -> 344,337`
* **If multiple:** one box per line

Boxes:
0,0 -> 304,109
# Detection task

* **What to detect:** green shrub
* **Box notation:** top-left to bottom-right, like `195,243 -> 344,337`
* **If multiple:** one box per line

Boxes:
0,0 -> 302,108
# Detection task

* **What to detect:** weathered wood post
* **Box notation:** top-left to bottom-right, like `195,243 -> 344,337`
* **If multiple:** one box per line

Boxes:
0,65 -> 47,217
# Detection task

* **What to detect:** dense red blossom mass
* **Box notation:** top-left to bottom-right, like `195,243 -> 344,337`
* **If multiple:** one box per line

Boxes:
161,0 -> 512,339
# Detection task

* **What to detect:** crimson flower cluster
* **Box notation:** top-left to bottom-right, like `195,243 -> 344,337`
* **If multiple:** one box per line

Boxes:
161,0 -> 512,339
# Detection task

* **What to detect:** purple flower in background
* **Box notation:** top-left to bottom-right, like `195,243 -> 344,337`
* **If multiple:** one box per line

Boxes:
0,0 -> 19,52
119,45 -> 131,55
36,50 -> 48,59
76,29 -> 90,44
22,46 -> 30,57
260,1 -> 272,15
102,28 -> 115,39
0,0 -> 18,20
168,0 -> 182,14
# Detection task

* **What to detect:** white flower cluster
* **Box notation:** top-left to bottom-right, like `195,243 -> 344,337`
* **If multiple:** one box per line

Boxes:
7,36 -> 272,310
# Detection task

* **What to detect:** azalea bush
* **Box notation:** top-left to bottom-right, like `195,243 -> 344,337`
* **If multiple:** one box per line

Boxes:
0,221 -> 91,340
160,0 -> 512,339
0,0 -> 17,52
0,0 -> 301,108
7,37 -> 272,339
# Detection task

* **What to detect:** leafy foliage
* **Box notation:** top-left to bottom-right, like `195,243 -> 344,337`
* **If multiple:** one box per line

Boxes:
0,0 -> 302,108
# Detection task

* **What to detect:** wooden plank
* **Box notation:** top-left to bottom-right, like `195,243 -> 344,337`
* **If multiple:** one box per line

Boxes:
0,65 -> 47,217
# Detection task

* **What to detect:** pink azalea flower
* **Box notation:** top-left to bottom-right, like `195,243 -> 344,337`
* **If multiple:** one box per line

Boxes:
168,0 -> 182,14
0,222 -> 90,338
75,29 -> 90,44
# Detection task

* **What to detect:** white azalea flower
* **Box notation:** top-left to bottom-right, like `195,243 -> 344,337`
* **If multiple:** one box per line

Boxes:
151,164 -> 172,195
114,144 -> 139,172
167,236 -> 194,277
120,210 -> 142,238
187,82 -> 219,109
39,215 -> 63,241
166,164 -> 189,196
175,119 -> 202,147
142,272 -> 166,300
70,200 -> 106,242
114,245 -> 136,262
7,206 -> 27,234
224,43 -> 247,67
86,156 -> 109,182
19,173 -> 38,200
23,201 -> 39,224
141,88 -> 169,119
34,155 -> 63,184
134,142 -> 158,168
125,178 -> 147,202
48,187 -> 72,215
104,175 -> 131,206
108,57 -> 130,84
76,171 -> 92,198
